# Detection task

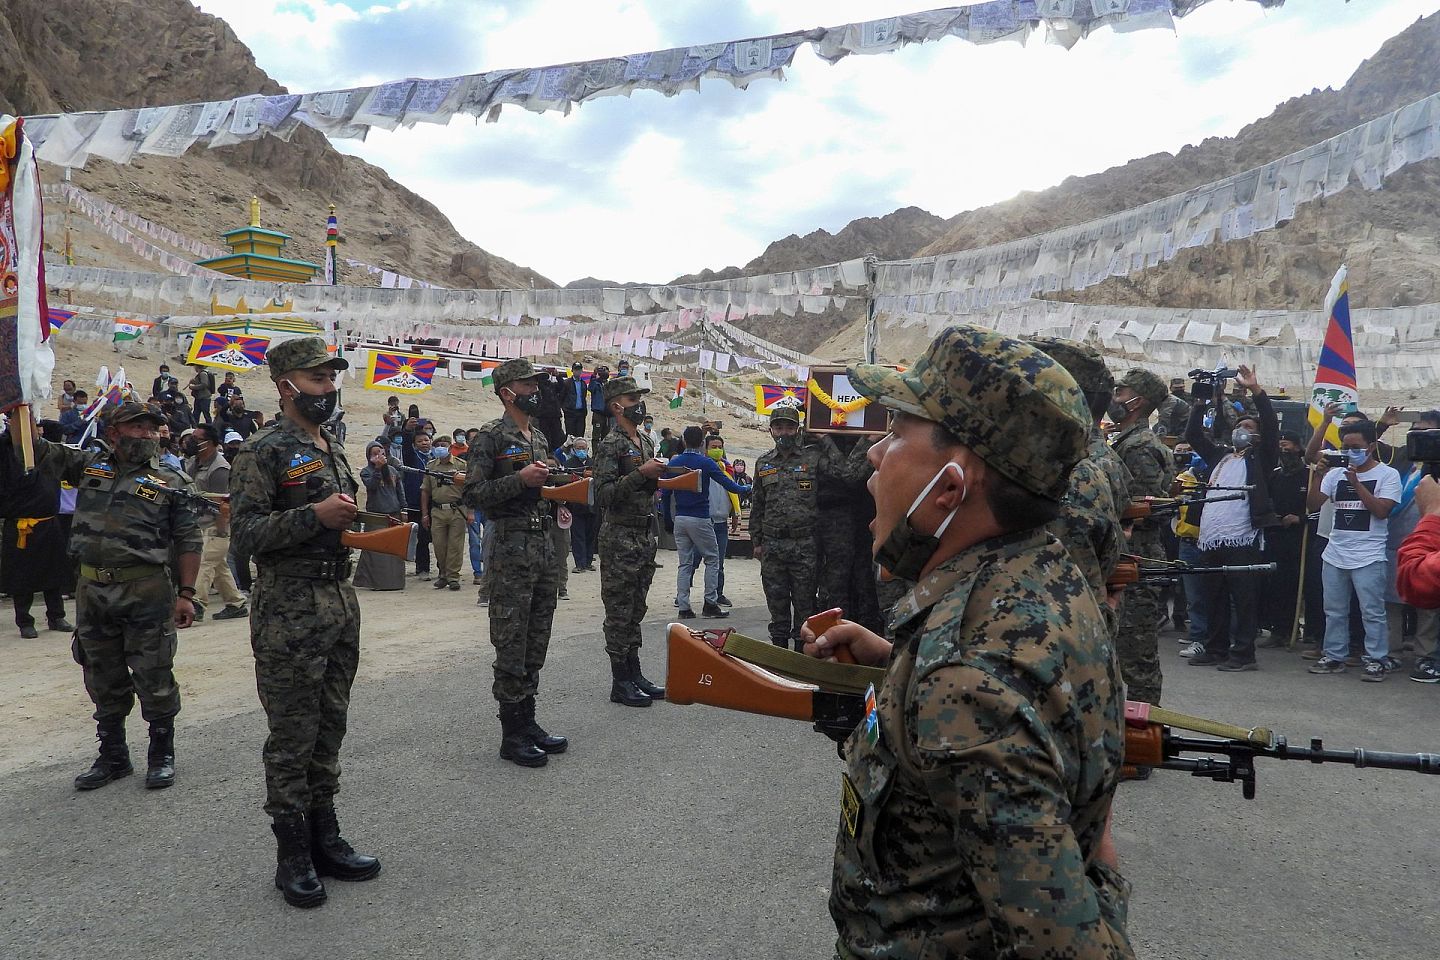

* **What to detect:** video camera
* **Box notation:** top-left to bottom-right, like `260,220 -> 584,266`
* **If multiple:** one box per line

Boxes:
1407,428 -> 1440,479
1188,366 -> 1241,402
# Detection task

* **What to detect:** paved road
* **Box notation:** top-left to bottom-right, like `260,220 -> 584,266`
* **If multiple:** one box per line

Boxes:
2,610 -> 1436,959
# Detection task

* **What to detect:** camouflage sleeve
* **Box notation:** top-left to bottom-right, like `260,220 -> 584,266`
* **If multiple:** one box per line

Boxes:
168,472 -> 204,558
28,435 -> 91,486
749,468 -> 766,547
229,444 -> 326,559
461,425 -> 526,510
1119,440 -> 1166,499
592,434 -> 623,510
913,666 -> 1134,958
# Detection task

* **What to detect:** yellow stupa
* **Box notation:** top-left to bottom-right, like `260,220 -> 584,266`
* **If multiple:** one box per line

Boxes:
196,197 -> 319,283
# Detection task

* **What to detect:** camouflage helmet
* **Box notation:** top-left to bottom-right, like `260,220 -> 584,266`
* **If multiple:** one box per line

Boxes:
1027,337 -> 1114,396
769,404 -> 801,426
266,336 -> 348,380
104,400 -> 166,427
492,358 -> 540,389
1119,368 -> 1169,410
602,376 -> 649,405
847,324 -> 1090,501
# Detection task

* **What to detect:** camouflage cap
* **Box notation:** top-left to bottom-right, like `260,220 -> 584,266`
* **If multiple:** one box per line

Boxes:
1028,337 -> 1114,396
104,400 -> 166,427
847,325 -> 1090,500
266,336 -> 349,380
492,358 -> 540,389
769,405 -> 801,425
1119,368 -> 1169,410
602,376 -> 649,404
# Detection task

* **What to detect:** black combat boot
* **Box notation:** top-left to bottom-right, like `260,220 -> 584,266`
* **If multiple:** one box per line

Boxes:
74,717 -> 133,790
309,805 -> 382,881
498,702 -> 549,767
627,651 -> 666,701
609,660 -> 652,708
144,718 -> 176,789
520,696 -> 568,754
272,814 -> 327,908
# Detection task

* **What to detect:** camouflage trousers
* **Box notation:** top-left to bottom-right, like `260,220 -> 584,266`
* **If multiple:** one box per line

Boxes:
488,526 -> 558,704
71,571 -> 180,723
815,510 -> 857,615
598,522 -> 658,664
1117,528 -> 1165,704
251,571 -> 361,818
760,536 -> 817,647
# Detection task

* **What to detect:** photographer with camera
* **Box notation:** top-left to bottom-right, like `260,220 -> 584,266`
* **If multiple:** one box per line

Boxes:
1307,419 -> 1401,681
1183,365 -> 1280,672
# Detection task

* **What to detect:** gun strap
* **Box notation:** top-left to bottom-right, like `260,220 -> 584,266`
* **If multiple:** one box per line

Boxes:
1145,705 -> 1273,746
719,631 -> 886,697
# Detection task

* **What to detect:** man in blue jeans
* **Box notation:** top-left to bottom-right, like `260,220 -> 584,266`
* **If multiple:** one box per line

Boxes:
1309,419 -> 1402,681
662,426 -> 750,618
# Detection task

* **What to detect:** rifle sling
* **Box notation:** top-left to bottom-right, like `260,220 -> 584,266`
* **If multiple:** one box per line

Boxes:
720,632 -> 886,697
1146,705 -> 1273,746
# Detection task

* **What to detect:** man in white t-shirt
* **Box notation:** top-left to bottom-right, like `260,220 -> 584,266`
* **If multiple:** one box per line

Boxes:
1308,419 -> 1402,680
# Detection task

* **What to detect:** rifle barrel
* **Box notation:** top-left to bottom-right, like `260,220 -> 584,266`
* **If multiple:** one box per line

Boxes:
1167,734 -> 1440,775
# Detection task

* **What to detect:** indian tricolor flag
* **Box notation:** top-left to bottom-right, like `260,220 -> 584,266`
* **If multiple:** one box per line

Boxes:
670,378 -> 687,409
1307,265 -> 1359,449
113,318 -> 155,343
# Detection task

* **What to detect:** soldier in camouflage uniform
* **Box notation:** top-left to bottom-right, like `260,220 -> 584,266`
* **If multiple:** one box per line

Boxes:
1030,338 -> 1133,612
592,376 -> 667,708
10,401 -> 201,792
230,338 -> 380,909
462,358 -> 568,768
1109,367 -> 1175,706
815,434 -> 871,619
798,325 -> 1132,958
749,406 -> 853,650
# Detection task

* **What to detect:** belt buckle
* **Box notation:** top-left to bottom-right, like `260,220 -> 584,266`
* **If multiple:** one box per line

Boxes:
317,560 -> 334,579
96,567 -> 115,584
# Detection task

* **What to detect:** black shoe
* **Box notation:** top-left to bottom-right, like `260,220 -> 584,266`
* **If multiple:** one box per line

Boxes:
47,618 -> 74,632
627,651 -> 666,701
716,595 -> 733,607
212,603 -> 248,620
19,624 -> 38,639
144,719 -> 176,789
1216,659 -> 1258,672
520,696 -> 568,753
701,603 -> 729,619
433,578 -> 449,589
74,718 -> 133,790
498,702 -> 549,766
610,660 -> 653,708
272,815 -> 327,908
309,805 -> 381,881
677,608 -> 696,620
1188,652 -> 1225,666
448,581 -> 461,591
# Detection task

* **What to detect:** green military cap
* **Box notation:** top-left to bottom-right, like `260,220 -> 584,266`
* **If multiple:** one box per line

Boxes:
1028,337 -> 1114,395
492,357 -> 539,389
1120,368 -> 1169,410
769,404 -> 801,425
266,336 -> 348,380
602,376 -> 649,404
104,400 -> 166,427
847,324 -> 1089,501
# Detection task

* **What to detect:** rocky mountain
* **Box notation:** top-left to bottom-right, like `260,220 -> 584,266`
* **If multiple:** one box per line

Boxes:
0,0 -> 550,290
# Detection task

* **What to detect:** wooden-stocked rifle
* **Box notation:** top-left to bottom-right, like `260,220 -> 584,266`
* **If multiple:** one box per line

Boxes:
1108,556 -> 1276,589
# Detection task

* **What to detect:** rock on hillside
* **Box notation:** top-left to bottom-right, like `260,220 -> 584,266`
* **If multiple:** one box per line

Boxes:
0,0 -> 550,290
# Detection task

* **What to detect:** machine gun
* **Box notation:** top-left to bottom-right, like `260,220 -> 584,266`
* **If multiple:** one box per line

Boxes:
1107,556 -> 1276,588
665,621 -> 1440,796
136,480 -> 416,558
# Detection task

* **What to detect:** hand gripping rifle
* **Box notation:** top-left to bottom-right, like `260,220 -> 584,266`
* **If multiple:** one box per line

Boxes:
666,615 -> 1440,795
137,480 -> 416,559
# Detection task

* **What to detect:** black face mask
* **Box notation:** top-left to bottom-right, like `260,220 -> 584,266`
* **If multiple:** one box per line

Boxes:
622,401 -> 647,425
1279,451 -> 1304,473
508,388 -> 541,416
115,437 -> 158,463
775,432 -> 801,451
283,380 -> 339,425
874,465 -> 963,582
1107,398 -> 1133,424
182,440 -> 199,458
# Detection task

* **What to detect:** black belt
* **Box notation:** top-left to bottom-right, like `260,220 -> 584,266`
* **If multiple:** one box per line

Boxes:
493,516 -> 551,533
763,524 -> 814,539
260,556 -> 354,581
605,514 -> 652,529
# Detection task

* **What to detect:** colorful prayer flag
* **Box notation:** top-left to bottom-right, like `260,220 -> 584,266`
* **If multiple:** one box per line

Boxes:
324,205 -> 339,285
186,328 -> 271,371
0,115 -> 52,416
753,383 -> 808,415
46,308 -> 74,331
364,349 -> 438,394
670,378 -> 687,409
113,318 -> 155,343
1307,265 -> 1358,449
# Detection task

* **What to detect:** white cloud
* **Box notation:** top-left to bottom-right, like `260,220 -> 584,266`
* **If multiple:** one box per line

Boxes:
198,0 -> 1440,283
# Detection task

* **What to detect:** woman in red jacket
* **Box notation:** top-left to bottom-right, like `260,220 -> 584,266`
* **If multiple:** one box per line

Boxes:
1397,476 -> 1440,608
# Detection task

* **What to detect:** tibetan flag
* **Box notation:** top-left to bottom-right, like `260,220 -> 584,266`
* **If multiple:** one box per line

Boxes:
186,328 -> 271,371
1307,265 -> 1359,449
113,318 -> 155,343
47,308 -> 74,331
754,383 -> 808,416
364,349 -> 438,394
670,378 -> 687,409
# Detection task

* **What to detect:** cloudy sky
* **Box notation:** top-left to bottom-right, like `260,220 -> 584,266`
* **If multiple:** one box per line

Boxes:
192,0 -> 1439,284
